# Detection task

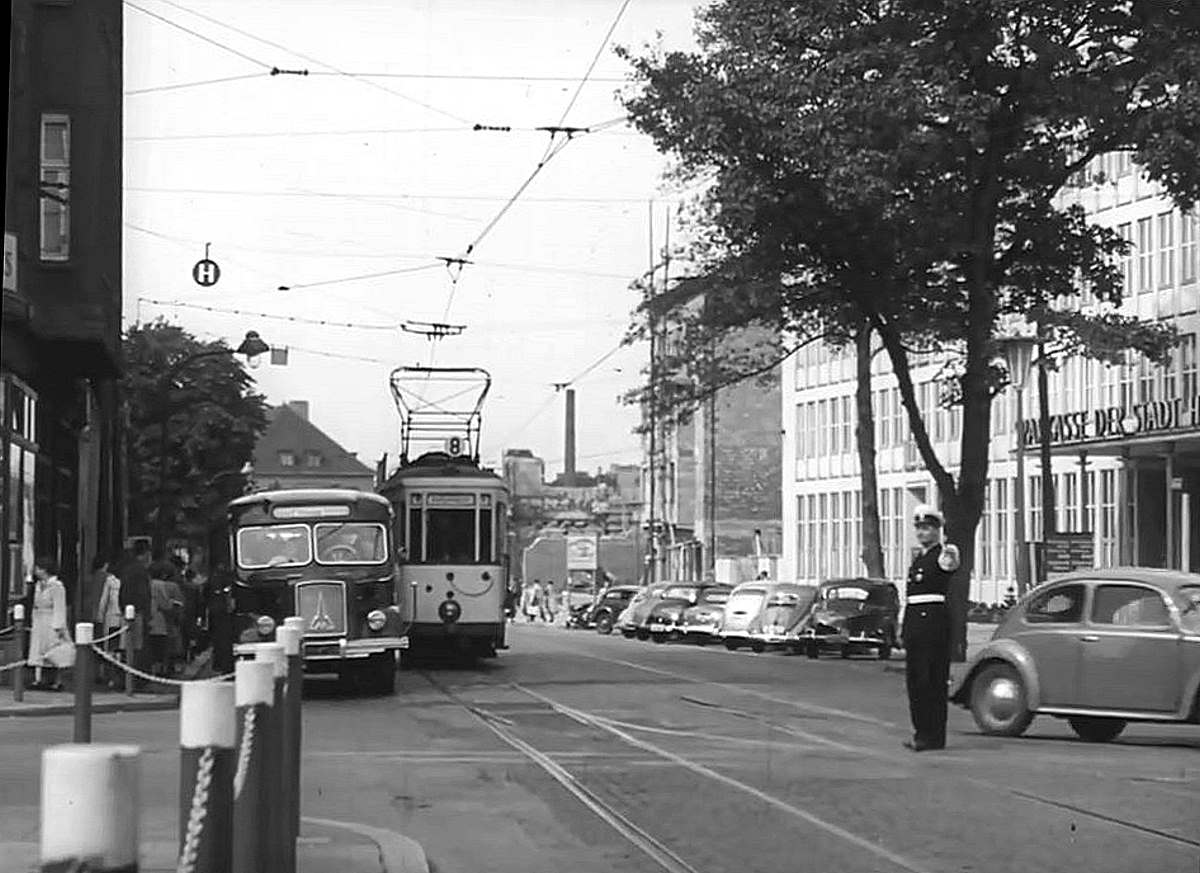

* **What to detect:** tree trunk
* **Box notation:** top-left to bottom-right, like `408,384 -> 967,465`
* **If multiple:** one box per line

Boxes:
854,325 -> 886,578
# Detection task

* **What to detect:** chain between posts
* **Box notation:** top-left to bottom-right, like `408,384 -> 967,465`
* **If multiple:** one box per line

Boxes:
91,645 -> 236,685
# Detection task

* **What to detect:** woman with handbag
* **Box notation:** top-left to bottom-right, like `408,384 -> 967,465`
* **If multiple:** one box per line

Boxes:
93,555 -> 123,687
28,557 -> 70,691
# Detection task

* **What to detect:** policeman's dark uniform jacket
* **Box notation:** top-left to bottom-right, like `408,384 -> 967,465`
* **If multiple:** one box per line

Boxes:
902,507 -> 958,751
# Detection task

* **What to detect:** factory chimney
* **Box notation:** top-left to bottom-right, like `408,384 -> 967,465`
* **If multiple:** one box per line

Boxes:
564,388 -> 577,483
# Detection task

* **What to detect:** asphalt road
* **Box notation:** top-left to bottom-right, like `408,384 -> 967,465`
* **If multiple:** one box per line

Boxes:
2,623 -> 1197,872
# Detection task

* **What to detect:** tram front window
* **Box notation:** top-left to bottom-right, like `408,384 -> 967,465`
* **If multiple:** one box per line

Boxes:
237,525 -> 311,569
314,522 -> 387,564
425,509 -> 476,563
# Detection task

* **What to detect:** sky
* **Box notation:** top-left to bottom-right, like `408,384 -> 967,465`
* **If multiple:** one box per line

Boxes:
122,0 -> 702,476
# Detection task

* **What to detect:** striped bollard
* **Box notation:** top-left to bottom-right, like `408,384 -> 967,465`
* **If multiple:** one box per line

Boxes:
177,681 -> 236,873
73,622 -> 94,743
123,605 -> 136,697
41,743 -> 140,872
232,659 -> 274,873
12,604 -> 25,703
282,617 -> 306,852
252,642 -> 289,870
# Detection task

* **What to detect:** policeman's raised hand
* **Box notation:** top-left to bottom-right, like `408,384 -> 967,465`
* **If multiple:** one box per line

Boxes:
938,544 -> 961,572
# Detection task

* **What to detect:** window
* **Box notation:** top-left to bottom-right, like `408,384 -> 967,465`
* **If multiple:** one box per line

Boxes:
842,396 -> 853,452
1178,586 -> 1200,634
1117,223 -> 1133,295
1182,211 -> 1198,286
314,522 -> 387,564
830,397 -> 841,455
39,114 -> 70,261
1030,476 -> 1043,542
305,451 -> 323,468
830,492 -> 842,575
278,451 -> 295,467
236,525 -> 311,569
796,495 -> 806,577
426,508 -> 476,563
1100,470 -> 1117,566
1136,217 -> 1153,293
979,483 -> 991,577
1182,334 -> 1197,399
795,404 -> 805,462
1091,584 -> 1171,627
478,497 -> 493,562
1024,584 -> 1086,624
842,491 -> 853,575
1157,212 -> 1175,288
893,388 -> 906,445
996,478 -> 1010,579
1063,473 -> 1078,532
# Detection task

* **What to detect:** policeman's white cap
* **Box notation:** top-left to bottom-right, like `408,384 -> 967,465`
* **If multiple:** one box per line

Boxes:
913,504 -> 944,527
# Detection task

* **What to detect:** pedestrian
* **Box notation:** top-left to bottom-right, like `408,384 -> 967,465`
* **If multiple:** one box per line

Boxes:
117,542 -> 152,688
901,504 -> 960,752
162,567 -> 185,677
28,557 -> 69,691
206,561 -> 235,675
148,562 -> 180,678
525,579 -> 543,623
93,555 -> 124,687
541,580 -> 557,623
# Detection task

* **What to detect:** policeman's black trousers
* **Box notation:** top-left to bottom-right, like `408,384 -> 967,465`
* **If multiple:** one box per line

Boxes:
902,606 -> 950,748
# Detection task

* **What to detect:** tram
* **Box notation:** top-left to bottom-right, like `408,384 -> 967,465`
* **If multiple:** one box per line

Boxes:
377,367 -> 511,660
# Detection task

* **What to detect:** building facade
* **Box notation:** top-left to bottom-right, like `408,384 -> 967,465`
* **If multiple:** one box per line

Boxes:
646,324 -> 783,584
782,159 -> 1199,601
2,0 -> 125,621
252,402 -> 374,491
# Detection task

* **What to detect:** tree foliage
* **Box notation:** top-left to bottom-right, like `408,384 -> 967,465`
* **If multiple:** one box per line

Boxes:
620,0 -> 1200,655
123,321 -> 270,545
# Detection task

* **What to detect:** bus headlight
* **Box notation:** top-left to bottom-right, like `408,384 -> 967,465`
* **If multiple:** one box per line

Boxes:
367,609 -> 387,632
256,615 -> 276,637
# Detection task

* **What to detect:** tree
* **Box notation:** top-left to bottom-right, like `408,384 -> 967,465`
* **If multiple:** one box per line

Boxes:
123,321 -> 270,550
620,0 -> 1198,658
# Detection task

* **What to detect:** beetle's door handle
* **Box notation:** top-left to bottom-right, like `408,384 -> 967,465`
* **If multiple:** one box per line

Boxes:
1079,634 -> 1100,642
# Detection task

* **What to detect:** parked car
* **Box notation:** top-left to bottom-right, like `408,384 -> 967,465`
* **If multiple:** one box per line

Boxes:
646,583 -> 733,643
584,585 -> 640,635
792,579 -> 901,659
616,583 -> 673,639
950,568 -> 1200,743
680,586 -> 735,644
719,581 -> 808,651
745,585 -> 819,652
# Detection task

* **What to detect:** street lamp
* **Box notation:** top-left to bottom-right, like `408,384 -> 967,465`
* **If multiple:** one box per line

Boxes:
999,335 -> 1037,596
154,332 -> 269,551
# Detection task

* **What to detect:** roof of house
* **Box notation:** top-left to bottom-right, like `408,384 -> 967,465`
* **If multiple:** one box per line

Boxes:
253,404 -> 373,477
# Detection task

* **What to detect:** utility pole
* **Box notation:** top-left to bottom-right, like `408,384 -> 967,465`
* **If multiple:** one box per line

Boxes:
647,200 -> 657,587
1037,338 -> 1056,584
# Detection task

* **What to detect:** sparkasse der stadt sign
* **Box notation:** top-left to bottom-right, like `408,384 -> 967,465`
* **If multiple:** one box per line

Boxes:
1020,393 -> 1200,449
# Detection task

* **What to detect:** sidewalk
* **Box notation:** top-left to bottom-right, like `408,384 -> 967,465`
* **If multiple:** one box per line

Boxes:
2,818 -> 394,873
0,687 -> 179,718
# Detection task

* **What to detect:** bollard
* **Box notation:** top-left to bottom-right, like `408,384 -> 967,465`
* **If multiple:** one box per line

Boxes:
282,617 -> 306,854
13,604 -> 25,703
247,642 -> 286,873
41,743 -> 140,872
73,622 -> 94,743
123,604 -> 136,697
178,681 -> 236,873
232,659 -> 274,873
252,642 -> 290,871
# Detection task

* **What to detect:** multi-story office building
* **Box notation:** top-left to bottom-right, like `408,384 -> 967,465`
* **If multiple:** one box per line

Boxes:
2,0 -> 125,619
782,158 -> 1199,601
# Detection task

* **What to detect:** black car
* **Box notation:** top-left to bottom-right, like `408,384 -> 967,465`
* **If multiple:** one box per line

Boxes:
586,585 -> 641,634
792,578 -> 900,660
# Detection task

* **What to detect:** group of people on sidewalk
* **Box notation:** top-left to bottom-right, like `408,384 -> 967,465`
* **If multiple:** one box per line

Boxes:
12,541 -> 215,692
516,578 -> 562,623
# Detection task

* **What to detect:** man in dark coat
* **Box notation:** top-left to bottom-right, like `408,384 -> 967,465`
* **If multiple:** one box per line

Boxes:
116,541 -> 153,681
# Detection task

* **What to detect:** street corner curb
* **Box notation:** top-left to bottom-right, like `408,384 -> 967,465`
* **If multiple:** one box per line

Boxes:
303,815 -> 430,873
0,695 -> 179,718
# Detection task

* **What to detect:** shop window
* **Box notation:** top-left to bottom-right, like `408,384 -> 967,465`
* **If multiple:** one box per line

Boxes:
39,114 -> 70,261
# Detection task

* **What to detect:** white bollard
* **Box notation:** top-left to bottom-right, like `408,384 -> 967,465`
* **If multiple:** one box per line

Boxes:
233,660 -> 275,873
178,682 -> 236,873
41,743 -> 141,872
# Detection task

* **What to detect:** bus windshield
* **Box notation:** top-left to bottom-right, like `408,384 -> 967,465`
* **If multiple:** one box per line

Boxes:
237,525 -> 311,569
314,522 -> 388,565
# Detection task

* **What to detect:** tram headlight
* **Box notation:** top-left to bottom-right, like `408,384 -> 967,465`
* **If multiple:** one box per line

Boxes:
438,599 -> 462,624
255,615 -> 276,637
367,609 -> 387,632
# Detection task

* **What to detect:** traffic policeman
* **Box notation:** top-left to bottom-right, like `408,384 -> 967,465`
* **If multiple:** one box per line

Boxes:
902,504 -> 959,751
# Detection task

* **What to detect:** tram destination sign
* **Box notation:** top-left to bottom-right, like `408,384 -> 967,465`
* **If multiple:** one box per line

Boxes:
1020,393 -> 1200,449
